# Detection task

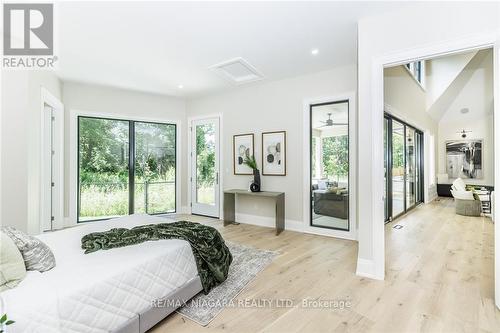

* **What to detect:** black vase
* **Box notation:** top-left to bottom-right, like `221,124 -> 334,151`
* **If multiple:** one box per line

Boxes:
250,169 -> 261,192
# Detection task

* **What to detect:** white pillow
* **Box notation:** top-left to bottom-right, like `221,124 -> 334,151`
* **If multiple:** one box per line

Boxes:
318,180 -> 327,190
1,231 -> 27,291
452,178 -> 467,192
451,190 -> 474,200
1,226 -> 56,272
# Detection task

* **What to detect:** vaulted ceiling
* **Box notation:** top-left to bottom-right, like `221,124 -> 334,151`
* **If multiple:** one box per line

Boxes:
55,1 -> 414,97
428,49 -> 493,123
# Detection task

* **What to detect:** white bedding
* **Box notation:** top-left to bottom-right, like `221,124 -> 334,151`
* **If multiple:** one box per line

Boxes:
0,214 -> 199,333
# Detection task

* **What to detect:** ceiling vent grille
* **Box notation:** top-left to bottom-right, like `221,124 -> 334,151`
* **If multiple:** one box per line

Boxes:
209,57 -> 264,85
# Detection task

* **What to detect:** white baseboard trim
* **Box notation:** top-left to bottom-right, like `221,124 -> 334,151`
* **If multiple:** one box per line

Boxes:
234,213 -> 303,231
234,213 -> 357,240
356,258 -> 384,280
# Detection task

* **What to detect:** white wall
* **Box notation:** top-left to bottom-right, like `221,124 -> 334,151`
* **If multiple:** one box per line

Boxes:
357,2 -> 500,280
186,66 -> 357,228
1,71 -> 62,234
61,82 -> 187,224
426,51 -> 476,110
439,116 -> 494,185
438,50 -> 494,186
384,65 -> 439,202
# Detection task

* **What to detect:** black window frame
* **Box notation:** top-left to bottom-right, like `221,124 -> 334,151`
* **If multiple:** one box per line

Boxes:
77,115 -> 177,223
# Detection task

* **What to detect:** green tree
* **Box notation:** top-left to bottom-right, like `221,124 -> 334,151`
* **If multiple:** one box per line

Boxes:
196,124 -> 216,185
322,135 -> 348,179
79,118 -> 129,184
134,122 -> 176,182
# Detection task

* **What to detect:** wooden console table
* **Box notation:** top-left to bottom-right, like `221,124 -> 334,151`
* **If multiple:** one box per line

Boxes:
223,189 -> 285,235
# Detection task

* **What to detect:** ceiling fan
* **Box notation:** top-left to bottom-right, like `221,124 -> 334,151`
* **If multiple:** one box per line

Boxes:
318,113 -> 348,128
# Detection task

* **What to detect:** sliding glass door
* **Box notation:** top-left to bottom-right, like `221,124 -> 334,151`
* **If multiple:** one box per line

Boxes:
78,116 -> 176,222
78,117 -> 130,222
384,114 -> 424,222
134,122 -> 176,214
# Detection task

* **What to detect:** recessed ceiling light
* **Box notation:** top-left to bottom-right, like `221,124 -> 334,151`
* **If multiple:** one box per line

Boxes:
177,84 -> 184,89
311,49 -> 319,55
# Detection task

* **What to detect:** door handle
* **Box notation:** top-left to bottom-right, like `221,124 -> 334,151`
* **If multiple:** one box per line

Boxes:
216,172 -> 219,185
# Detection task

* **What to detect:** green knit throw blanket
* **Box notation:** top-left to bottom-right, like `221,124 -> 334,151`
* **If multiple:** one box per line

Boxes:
81,221 -> 232,293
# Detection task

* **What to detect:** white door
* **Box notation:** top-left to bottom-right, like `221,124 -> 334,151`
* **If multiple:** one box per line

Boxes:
41,105 -> 53,231
191,117 -> 220,217
41,102 -> 64,231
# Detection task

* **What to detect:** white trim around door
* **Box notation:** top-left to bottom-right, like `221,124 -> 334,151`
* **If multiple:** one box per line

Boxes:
363,32 -> 499,310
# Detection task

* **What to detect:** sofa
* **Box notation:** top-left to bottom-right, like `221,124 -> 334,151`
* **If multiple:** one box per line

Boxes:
312,181 -> 348,219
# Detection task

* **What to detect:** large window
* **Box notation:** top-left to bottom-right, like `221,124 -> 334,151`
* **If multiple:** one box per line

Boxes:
310,100 -> 349,231
78,116 -> 176,222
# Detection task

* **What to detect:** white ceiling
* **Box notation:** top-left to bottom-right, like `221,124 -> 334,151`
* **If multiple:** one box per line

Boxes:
311,102 -> 348,130
56,1 -> 411,98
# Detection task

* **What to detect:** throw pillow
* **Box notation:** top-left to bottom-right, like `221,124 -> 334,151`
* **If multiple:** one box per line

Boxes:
0,231 -> 27,291
1,226 -> 56,272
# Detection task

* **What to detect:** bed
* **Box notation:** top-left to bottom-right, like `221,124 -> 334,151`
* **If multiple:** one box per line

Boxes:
0,214 -> 204,333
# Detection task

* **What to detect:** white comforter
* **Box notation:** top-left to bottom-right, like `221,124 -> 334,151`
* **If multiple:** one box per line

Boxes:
0,214 -> 199,333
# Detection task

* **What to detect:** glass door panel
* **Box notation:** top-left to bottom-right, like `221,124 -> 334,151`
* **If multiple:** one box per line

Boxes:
406,127 -> 416,209
191,118 -> 220,217
134,122 -> 176,214
391,120 -> 405,217
78,117 -> 130,222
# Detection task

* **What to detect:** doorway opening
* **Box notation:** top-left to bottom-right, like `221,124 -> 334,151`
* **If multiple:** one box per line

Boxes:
382,46 -> 496,307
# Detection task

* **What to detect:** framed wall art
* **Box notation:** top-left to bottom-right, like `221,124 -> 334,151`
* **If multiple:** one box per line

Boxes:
262,131 -> 286,176
233,133 -> 254,175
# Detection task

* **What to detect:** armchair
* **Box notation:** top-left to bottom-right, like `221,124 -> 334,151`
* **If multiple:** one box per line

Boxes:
450,178 -> 482,216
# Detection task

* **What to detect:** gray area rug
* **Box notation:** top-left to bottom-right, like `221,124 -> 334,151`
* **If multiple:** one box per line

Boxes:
177,241 -> 278,326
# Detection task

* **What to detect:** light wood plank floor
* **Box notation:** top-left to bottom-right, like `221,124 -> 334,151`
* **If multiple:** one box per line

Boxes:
151,198 -> 499,333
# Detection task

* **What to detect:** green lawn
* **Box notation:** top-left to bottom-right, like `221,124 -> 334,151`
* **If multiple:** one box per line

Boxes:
79,182 -> 175,221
